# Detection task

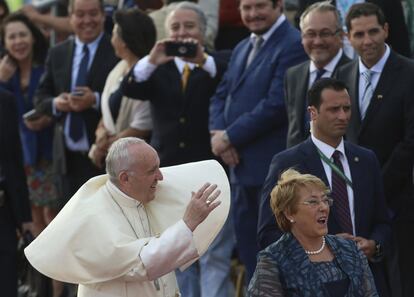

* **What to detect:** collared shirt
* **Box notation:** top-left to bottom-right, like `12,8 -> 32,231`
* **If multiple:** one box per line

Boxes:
248,14 -> 286,48
311,134 -> 356,235
64,33 -> 104,152
132,53 -> 217,82
358,44 -> 391,107
308,49 -> 343,88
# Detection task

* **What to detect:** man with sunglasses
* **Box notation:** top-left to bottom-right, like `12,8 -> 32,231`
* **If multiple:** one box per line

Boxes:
258,78 -> 392,297
285,1 -> 350,148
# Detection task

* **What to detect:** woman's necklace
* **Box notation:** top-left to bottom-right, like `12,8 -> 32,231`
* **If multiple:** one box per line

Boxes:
304,236 -> 326,255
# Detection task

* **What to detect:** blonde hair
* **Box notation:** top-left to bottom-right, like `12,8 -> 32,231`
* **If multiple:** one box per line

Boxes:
270,168 -> 329,232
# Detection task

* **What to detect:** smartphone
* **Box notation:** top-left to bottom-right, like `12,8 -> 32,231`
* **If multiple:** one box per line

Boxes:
165,41 -> 197,58
71,90 -> 84,97
22,109 -> 42,121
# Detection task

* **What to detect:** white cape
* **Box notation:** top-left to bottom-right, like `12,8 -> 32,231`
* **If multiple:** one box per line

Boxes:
24,160 -> 230,285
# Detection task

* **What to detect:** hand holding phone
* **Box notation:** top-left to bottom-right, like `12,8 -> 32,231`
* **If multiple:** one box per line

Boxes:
22,109 -> 42,121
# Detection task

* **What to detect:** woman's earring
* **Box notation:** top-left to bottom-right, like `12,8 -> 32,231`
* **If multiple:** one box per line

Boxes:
289,219 -> 295,223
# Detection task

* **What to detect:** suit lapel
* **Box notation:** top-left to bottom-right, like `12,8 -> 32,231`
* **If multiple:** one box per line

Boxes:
63,40 -> 75,91
230,40 -> 251,92
360,52 -> 399,133
88,34 -> 110,88
233,20 -> 288,91
344,143 -> 363,234
295,62 -> 310,136
345,61 -> 361,143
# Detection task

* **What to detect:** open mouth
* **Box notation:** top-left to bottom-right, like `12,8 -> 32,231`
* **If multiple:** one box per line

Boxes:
317,217 -> 328,225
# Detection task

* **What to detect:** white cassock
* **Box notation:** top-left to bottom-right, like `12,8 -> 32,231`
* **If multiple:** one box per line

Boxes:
25,160 -> 230,297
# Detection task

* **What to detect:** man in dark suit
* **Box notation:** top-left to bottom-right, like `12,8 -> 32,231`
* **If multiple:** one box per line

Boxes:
335,3 -> 414,296
121,3 -> 234,297
285,1 -> 350,147
209,0 -> 307,281
35,0 -> 118,202
258,78 -> 392,296
0,90 -> 31,297
294,0 -> 410,57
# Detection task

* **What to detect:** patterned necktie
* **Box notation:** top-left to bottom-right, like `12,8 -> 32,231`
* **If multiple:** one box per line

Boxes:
314,68 -> 326,82
331,150 -> 353,234
69,44 -> 89,142
182,63 -> 191,91
360,69 -> 374,120
246,36 -> 264,67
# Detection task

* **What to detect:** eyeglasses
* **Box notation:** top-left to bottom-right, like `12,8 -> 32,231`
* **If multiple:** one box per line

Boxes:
302,29 -> 341,40
301,197 -> 334,208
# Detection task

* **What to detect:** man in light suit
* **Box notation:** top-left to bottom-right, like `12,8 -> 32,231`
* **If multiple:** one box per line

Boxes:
285,1 -> 351,148
258,78 -> 392,296
335,3 -> 414,296
121,3 -> 234,297
0,90 -> 31,297
209,0 -> 307,281
35,0 -> 118,203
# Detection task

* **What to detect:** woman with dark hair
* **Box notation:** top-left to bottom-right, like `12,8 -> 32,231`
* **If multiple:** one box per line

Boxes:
89,8 -> 154,167
0,13 -> 62,297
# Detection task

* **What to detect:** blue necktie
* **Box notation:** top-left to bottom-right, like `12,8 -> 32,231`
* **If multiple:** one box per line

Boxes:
69,44 -> 89,142
108,87 -> 123,123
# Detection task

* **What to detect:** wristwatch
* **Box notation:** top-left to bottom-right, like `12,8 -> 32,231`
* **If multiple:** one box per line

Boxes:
222,131 -> 230,143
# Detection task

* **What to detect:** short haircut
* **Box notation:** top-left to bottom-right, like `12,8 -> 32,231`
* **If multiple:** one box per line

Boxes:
270,168 -> 329,232
68,0 -> 104,14
0,13 -> 48,65
114,8 -> 156,58
299,1 -> 341,31
308,78 -> 348,109
106,137 -> 145,184
345,2 -> 386,32
166,1 -> 207,37
238,0 -> 278,8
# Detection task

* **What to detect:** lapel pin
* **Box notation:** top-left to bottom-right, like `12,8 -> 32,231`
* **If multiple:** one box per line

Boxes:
377,95 -> 383,100
354,157 -> 359,162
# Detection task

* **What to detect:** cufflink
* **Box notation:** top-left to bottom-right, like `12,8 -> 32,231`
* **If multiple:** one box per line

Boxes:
354,157 -> 359,162
377,95 -> 383,100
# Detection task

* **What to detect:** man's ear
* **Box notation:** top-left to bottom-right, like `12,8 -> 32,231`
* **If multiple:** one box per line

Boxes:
308,106 -> 317,120
118,171 -> 129,186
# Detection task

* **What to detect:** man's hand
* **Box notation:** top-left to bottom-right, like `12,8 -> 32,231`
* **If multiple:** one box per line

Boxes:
354,236 -> 376,258
211,130 -> 231,156
183,183 -> 221,232
0,55 -> 17,82
219,147 -> 239,167
54,92 -> 71,112
21,5 -> 42,23
148,39 -> 175,66
335,233 -> 355,240
24,115 -> 53,131
69,87 -> 96,112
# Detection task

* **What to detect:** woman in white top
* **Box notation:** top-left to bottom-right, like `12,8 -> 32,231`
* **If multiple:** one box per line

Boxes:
90,8 -> 154,168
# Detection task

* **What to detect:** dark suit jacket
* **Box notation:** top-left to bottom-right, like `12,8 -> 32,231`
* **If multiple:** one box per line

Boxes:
121,53 -> 228,167
209,19 -> 308,185
295,0 -> 411,57
335,51 -> 414,219
257,138 -> 392,296
35,34 -> 118,146
285,53 -> 351,148
0,89 -> 30,227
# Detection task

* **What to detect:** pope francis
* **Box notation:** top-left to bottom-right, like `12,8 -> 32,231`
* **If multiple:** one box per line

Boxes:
24,137 -> 231,297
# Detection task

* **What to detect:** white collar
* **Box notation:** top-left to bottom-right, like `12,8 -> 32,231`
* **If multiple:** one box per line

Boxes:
311,134 -> 345,159
106,180 -> 143,208
310,49 -> 343,74
358,44 -> 390,74
249,14 -> 286,46
74,32 -> 103,51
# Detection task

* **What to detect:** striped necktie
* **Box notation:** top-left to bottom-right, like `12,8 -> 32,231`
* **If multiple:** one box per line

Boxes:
360,69 -> 374,119
331,150 -> 353,234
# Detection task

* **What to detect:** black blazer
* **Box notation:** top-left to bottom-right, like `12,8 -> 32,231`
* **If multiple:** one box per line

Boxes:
295,0 -> 411,57
335,51 -> 414,219
0,89 -> 30,227
35,34 -> 118,145
257,138 -> 392,297
121,54 -> 228,167
284,53 -> 351,148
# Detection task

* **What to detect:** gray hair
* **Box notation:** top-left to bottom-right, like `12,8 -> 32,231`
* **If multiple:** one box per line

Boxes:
105,137 -> 145,184
166,1 -> 207,37
299,1 -> 342,31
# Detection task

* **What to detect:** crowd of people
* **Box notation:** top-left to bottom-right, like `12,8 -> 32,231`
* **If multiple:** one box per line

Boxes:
0,0 -> 413,297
